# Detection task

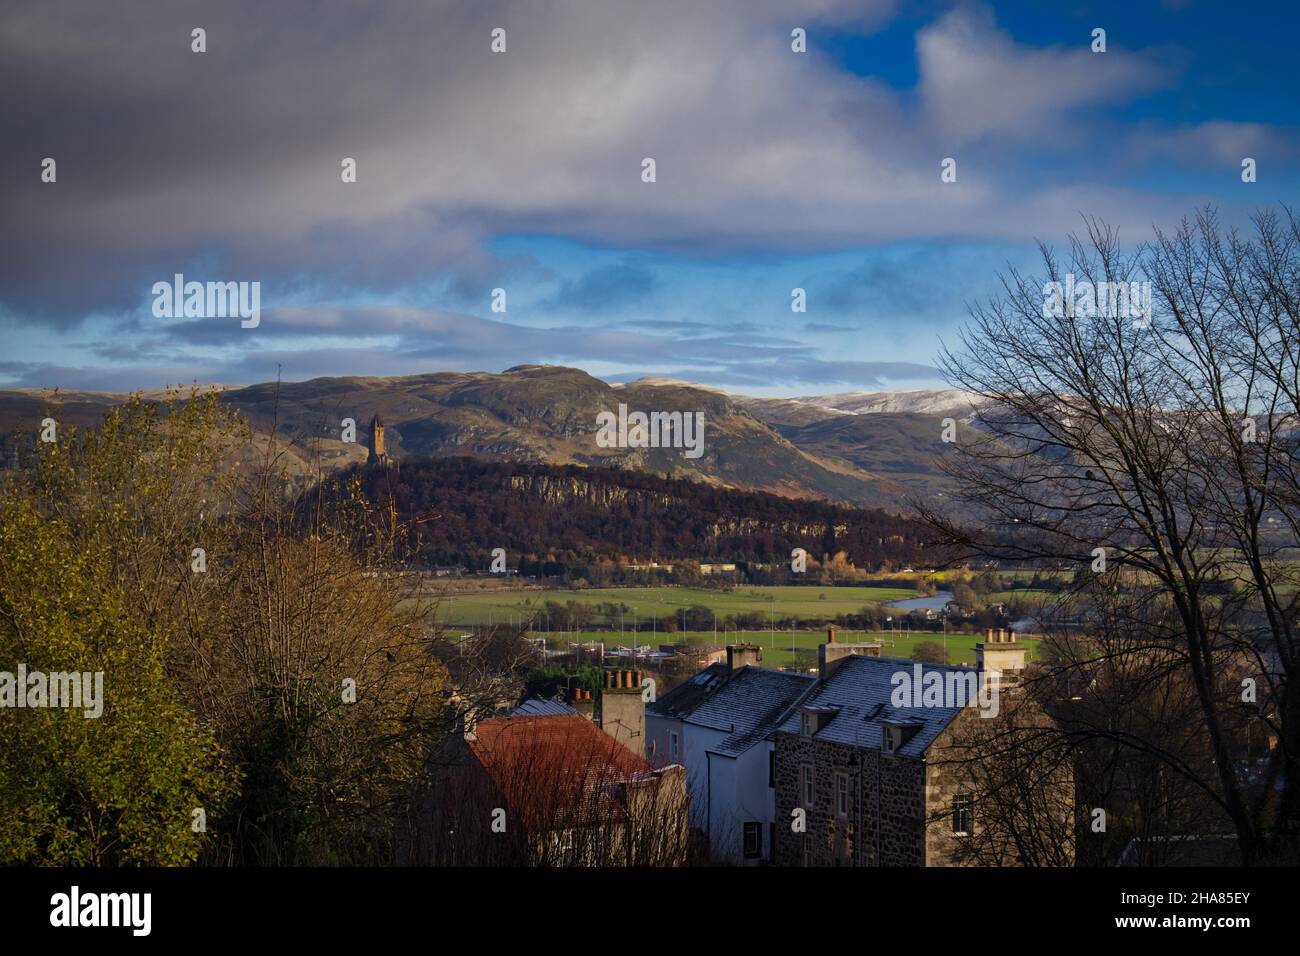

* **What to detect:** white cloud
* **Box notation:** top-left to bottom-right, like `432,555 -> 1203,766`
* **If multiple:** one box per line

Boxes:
917,3 -> 1171,145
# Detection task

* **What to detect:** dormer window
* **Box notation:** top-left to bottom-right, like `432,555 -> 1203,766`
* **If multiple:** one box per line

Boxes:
801,705 -> 840,738
881,720 -> 921,755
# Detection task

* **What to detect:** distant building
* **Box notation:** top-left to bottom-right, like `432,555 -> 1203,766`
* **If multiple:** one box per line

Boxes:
367,414 -> 389,466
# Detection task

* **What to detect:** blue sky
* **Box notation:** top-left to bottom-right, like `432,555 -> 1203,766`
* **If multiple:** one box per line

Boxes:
1,0 -> 1296,395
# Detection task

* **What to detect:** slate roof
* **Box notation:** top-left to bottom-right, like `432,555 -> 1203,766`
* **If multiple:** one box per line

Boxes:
773,655 -> 977,758
649,664 -> 818,758
510,697 -> 578,718
647,663 -> 730,720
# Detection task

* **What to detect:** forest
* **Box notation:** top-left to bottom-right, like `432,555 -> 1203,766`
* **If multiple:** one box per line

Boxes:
345,456 -> 939,581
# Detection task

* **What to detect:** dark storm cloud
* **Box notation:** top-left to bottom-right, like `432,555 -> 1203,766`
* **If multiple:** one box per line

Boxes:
1,0 -> 1189,333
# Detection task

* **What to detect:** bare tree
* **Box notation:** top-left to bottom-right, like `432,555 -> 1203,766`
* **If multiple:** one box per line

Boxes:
922,206 -> 1300,863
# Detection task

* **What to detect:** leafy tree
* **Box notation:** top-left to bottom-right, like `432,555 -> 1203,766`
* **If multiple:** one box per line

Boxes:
0,495 -> 236,864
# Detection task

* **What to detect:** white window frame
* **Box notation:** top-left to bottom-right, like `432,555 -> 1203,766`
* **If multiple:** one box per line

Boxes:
801,763 -> 815,808
952,794 -> 974,836
834,771 -> 849,820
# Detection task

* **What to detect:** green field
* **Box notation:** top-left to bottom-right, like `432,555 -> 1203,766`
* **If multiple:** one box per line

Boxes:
413,585 -> 923,627
401,584 -> 1051,669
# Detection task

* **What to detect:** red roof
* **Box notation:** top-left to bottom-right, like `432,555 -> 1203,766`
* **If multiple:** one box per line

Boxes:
469,715 -> 654,825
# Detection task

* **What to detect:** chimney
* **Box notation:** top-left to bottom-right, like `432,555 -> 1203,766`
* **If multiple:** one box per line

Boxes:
727,643 -> 762,672
570,686 -> 595,720
819,640 -> 884,680
975,629 -> 1026,680
600,668 -> 646,756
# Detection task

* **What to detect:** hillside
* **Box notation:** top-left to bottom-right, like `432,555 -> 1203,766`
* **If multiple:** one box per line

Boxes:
0,366 -> 988,512
215,365 -> 914,508
342,456 -> 937,575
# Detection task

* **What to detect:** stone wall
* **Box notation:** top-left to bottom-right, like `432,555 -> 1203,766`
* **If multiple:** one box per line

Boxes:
773,731 -> 926,866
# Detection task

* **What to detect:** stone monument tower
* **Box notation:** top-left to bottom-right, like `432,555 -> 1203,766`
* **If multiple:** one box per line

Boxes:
367,414 -> 389,465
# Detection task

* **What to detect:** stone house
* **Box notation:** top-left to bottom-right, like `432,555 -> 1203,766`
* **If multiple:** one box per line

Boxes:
771,634 -> 1072,866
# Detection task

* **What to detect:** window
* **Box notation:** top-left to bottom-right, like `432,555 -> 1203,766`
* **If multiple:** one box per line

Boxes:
882,726 -> 897,754
801,712 -> 814,737
952,794 -> 974,836
743,822 -> 762,860
801,764 -> 815,807
835,772 -> 849,819
801,839 -> 812,867
670,731 -> 679,761
768,750 -> 775,788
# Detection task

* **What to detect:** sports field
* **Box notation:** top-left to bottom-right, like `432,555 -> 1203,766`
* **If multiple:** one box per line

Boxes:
415,584 -> 921,627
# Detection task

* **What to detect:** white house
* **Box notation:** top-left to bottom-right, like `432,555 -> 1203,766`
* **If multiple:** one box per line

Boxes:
646,645 -> 816,864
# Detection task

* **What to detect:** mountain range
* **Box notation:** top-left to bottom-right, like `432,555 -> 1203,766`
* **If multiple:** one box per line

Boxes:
0,365 -> 988,513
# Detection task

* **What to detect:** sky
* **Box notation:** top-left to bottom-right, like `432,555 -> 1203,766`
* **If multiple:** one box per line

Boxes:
1,0 -> 1296,396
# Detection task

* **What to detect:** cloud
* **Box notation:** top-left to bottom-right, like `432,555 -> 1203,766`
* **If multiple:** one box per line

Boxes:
1125,120 -> 1297,168
0,298 -> 941,393
1,0 -> 1290,395
541,263 -> 663,311
917,4 -> 1172,146
0,0 -> 1220,331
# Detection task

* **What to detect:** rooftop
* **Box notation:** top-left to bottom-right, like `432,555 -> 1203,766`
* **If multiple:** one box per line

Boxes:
469,715 -> 656,823
774,655 -> 978,758
510,697 -> 578,718
649,663 -> 818,758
